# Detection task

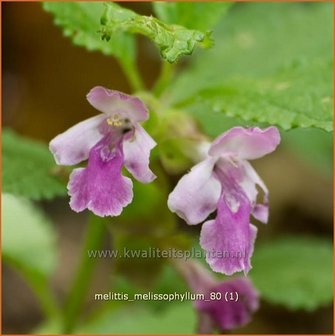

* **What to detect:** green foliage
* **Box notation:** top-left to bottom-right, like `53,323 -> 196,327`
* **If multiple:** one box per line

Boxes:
283,128 -> 333,176
165,3 -> 333,133
43,2 -> 135,67
122,179 -> 168,221
3,129 -> 66,200
78,302 -> 196,334
120,175 -> 176,236
2,194 -> 58,317
34,318 -> 62,335
153,2 -> 232,31
250,237 -> 333,311
35,264 -> 192,334
100,3 -> 213,63
153,264 -> 189,299
2,193 -> 57,277
159,138 -> 195,173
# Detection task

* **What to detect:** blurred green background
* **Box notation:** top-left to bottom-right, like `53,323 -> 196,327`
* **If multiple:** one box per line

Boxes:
2,2 -> 333,334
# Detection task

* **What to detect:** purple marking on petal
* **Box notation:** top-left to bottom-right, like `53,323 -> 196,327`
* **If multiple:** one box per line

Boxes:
197,277 -> 259,331
123,124 -> 157,183
49,114 -> 106,166
200,189 -> 257,275
167,158 -> 221,225
209,126 -> 281,160
216,159 -> 269,224
68,135 -> 133,217
87,86 -> 148,122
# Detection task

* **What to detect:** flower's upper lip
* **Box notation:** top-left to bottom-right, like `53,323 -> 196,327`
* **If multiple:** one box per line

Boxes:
208,126 -> 281,160
86,86 -> 149,123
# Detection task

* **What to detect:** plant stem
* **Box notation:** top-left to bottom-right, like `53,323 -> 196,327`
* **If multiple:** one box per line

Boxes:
119,59 -> 145,92
62,214 -> 107,333
153,61 -> 175,97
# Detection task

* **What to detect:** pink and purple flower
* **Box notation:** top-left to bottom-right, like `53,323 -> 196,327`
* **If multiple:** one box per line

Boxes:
50,86 -> 156,217
168,127 -> 280,275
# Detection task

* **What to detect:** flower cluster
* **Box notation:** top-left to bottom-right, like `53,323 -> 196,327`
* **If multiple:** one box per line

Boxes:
50,87 -> 280,275
50,86 -> 280,331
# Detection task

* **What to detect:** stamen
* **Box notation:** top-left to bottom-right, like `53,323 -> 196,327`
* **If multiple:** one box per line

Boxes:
107,114 -> 122,127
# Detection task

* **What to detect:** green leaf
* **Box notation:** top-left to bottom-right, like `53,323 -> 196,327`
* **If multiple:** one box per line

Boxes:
43,2 -> 135,67
153,2 -> 232,31
250,237 -> 333,311
2,193 -> 58,316
165,3 -> 333,132
3,129 -> 66,200
2,193 -> 57,277
100,3 -> 213,63
78,302 -> 196,334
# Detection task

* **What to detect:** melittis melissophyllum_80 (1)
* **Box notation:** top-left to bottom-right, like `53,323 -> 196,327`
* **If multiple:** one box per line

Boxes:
49,86 -> 156,217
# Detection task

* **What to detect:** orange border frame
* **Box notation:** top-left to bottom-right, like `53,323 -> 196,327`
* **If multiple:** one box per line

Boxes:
0,1 -> 334,336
